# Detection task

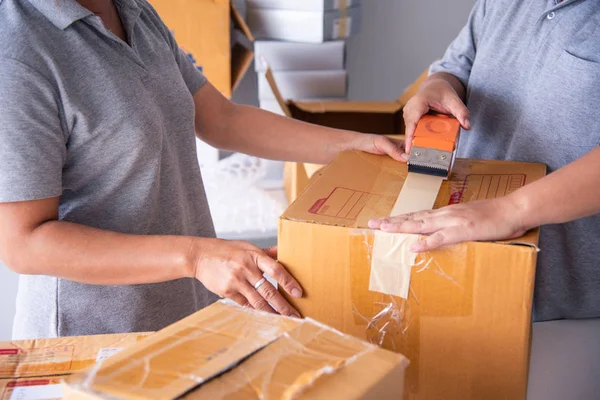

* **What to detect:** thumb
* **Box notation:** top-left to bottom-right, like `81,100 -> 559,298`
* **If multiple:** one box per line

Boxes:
446,95 -> 471,130
403,100 -> 430,154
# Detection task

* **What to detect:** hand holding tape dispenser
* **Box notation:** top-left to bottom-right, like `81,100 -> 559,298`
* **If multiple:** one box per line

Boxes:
369,113 -> 461,299
408,113 -> 461,178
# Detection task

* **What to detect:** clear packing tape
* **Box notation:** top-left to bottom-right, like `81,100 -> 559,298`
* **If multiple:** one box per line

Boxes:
64,301 -> 407,400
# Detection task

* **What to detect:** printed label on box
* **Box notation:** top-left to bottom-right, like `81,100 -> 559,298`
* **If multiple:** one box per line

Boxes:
2,380 -> 62,400
310,187 -> 382,220
95,348 -> 124,363
0,346 -> 74,376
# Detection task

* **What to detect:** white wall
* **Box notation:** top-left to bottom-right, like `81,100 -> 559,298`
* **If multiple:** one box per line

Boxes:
0,0 -> 475,341
0,269 -> 17,340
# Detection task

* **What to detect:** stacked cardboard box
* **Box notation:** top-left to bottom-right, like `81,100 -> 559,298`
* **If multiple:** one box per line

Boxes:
247,0 -> 362,43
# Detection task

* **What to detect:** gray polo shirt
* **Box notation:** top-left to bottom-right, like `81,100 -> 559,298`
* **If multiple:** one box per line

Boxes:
430,0 -> 600,321
0,0 -> 219,339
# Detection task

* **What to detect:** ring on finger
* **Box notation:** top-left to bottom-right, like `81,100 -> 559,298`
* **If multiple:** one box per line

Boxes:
253,277 -> 267,291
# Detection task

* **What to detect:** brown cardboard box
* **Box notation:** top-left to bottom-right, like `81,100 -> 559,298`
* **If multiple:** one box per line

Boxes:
63,301 -> 408,400
278,68 -> 429,202
149,0 -> 254,98
278,151 -> 547,400
0,332 -> 149,399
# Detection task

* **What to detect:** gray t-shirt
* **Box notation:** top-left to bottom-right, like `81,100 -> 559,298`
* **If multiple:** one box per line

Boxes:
430,0 -> 600,321
0,0 -> 218,339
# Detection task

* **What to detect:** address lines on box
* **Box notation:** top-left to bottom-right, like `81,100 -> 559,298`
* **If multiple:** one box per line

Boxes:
309,188 -> 382,220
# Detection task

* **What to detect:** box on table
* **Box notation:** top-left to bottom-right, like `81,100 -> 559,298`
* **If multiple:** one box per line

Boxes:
63,301 -> 408,400
255,41 -> 346,72
149,0 -> 254,98
247,0 -> 361,11
278,151 -> 546,400
247,6 -> 361,43
0,332 -> 150,400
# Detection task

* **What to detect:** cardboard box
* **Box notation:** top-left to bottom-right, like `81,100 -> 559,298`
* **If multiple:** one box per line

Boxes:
279,67 -> 430,202
255,41 -> 346,72
247,6 -> 361,43
0,332 -> 149,400
247,0 -> 361,11
278,151 -> 546,400
258,70 -> 348,101
260,98 -> 348,116
63,301 -> 408,400
149,0 -> 254,98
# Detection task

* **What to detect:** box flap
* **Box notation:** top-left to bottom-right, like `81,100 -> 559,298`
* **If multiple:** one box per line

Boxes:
231,2 -> 255,92
290,101 -> 401,114
64,301 -> 407,400
282,151 -> 546,246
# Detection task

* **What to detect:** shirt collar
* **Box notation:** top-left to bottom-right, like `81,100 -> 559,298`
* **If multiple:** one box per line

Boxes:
28,0 -> 93,30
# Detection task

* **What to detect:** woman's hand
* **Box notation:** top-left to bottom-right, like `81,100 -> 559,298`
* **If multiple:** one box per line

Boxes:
346,134 -> 408,162
403,73 -> 471,154
368,196 -> 527,252
192,239 -> 302,317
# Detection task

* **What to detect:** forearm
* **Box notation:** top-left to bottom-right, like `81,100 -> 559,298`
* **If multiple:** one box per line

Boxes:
509,147 -> 600,229
9,221 -> 196,285
207,104 -> 356,164
422,72 -> 467,101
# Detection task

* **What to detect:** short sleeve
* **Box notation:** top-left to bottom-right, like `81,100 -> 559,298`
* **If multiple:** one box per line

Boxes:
171,43 -> 208,95
429,0 -> 488,88
141,1 -> 208,95
0,59 -> 67,202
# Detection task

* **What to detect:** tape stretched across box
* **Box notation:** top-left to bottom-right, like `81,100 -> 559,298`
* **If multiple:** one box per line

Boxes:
149,0 -> 254,98
278,151 -> 547,400
0,332 -> 150,399
63,301 -> 408,400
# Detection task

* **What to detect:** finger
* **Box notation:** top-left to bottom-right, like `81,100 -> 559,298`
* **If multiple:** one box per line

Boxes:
228,293 -> 251,308
445,95 -> 470,130
241,280 -> 300,318
409,227 -> 467,252
368,210 -> 431,229
239,281 -> 277,314
379,216 -> 448,235
263,245 -> 278,259
256,254 -> 303,299
403,100 -> 430,154
255,280 -> 301,318
373,136 -> 406,162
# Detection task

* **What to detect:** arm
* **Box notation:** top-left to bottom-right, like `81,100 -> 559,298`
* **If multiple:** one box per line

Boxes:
368,148 -> 600,252
193,82 -> 407,164
0,198 -> 302,316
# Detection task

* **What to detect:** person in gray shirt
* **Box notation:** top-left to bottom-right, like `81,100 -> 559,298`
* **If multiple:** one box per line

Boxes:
0,0 -> 407,340
369,0 -> 600,322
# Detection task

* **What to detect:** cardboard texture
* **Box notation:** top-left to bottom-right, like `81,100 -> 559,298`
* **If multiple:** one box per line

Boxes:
63,301 -> 408,400
278,151 -> 547,400
247,6 -> 361,43
279,67 -> 430,202
247,0 -> 361,11
0,333 -> 149,400
149,0 -> 254,98
255,41 -> 346,72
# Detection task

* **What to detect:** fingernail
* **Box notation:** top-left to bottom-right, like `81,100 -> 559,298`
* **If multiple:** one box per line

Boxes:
465,118 -> 471,128
400,153 -> 409,161
368,219 -> 379,228
291,288 -> 302,298
293,312 -> 301,319
409,243 -> 420,253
